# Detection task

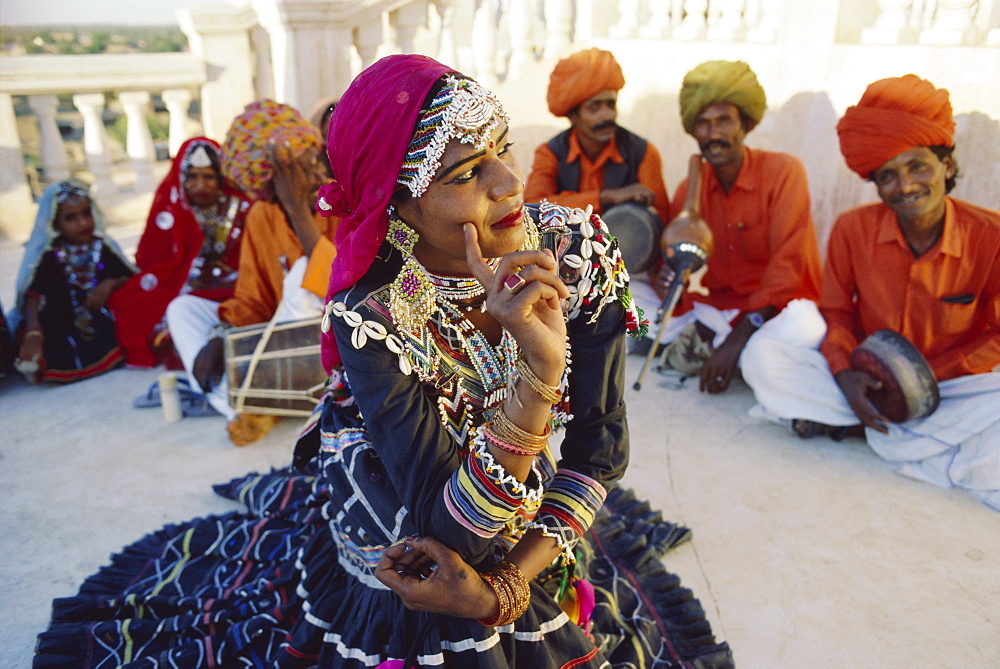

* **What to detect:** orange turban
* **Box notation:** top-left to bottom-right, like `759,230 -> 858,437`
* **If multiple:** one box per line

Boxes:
836,75 -> 954,178
547,48 -> 625,117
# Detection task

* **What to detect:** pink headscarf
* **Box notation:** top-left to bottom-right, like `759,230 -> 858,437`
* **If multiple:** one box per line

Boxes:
316,54 -> 456,370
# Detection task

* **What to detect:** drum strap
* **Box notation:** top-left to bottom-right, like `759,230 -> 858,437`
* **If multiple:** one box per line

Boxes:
232,306 -> 284,414
548,127 -> 648,194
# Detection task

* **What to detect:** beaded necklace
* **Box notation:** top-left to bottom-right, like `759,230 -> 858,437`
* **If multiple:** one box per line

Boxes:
424,263 -> 495,312
52,237 -> 104,340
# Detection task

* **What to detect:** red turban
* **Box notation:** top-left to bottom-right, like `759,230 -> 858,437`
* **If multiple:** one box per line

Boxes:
547,48 -> 625,117
836,74 -> 954,178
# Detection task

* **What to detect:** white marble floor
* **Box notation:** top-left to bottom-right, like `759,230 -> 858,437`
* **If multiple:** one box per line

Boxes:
1,222 -> 998,667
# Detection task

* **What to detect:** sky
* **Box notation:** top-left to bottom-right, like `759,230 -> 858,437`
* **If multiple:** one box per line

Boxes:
1,0 -> 200,25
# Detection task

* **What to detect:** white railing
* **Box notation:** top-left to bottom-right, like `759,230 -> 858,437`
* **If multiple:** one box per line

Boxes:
1,53 -> 206,193
1,0 -> 998,239
0,53 -> 208,234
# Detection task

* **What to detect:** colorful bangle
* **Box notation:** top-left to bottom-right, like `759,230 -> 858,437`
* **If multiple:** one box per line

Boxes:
477,560 -> 531,627
515,357 -> 562,405
483,424 -> 543,457
491,408 -> 550,452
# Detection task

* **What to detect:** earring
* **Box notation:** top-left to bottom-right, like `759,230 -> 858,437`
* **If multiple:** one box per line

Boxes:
387,207 -> 436,333
387,206 -> 419,254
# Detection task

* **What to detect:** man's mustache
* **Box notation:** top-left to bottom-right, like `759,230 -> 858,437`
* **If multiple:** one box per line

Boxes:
700,140 -> 731,152
591,121 -> 617,132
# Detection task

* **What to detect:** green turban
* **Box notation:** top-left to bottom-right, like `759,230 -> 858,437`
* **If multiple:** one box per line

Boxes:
679,61 -> 767,135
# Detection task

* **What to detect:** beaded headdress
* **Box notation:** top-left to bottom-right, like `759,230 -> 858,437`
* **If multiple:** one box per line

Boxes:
396,75 -> 509,198
54,181 -> 88,204
184,143 -> 215,170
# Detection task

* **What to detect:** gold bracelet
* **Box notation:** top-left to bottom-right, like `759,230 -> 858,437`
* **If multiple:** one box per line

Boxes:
491,408 -> 550,452
477,561 -> 531,627
515,357 -> 562,405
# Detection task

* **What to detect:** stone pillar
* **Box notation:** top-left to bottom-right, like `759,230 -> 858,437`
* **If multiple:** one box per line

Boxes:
861,0 -> 918,44
27,94 -> 70,183
0,93 -> 37,238
640,0 -> 674,39
920,0 -> 978,44
71,93 -> 116,197
543,0 -> 574,58
391,0 -> 428,54
252,0 -> 354,116
161,88 -> 196,158
432,0 -> 459,70
249,26 -> 277,101
707,0 -> 747,40
506,0 -> 537,79
674,0 -> 709,40
610,0 -> 642,38
353,17 -> 383,69
472,0 -> 500,88
178,5 -> 259,141
745,0 -> 779,42
119,91 -> 156,192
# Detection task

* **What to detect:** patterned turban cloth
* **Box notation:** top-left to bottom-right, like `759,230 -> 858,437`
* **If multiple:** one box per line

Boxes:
679,60 -> 767,135
221,99 -> 323,201
836,74 -> 955,179
546,48 -> 625,117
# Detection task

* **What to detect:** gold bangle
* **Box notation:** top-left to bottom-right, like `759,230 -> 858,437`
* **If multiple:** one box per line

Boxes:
515,357 -> 562,405
477,561 -> 531,627
491,408 -> 550,452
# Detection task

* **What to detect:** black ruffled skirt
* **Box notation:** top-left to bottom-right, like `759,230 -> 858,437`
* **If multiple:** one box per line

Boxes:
35,466 -> 733,668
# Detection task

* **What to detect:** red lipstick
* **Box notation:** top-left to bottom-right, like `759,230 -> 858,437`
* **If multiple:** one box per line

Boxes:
492,208 -> 523,230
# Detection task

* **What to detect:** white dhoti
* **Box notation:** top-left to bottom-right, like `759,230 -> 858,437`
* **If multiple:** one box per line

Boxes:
166,294 -> 236,420
741,299 -> 1000,510
166,257 -> 324,422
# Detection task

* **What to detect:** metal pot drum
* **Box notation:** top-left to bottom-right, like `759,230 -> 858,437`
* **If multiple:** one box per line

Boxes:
849,329 -> 941,423
600,203 -> 664,274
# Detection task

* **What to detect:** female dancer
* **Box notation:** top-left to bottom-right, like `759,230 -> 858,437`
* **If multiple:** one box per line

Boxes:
35,56 -> 731,667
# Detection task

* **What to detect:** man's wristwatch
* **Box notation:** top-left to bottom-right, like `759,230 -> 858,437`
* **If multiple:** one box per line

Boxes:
746,312 -> 765,329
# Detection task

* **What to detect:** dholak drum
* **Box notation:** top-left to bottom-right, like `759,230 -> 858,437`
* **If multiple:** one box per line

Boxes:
225,316 -> 327,416
849,329 -> 940,423
601,203 -> 663,274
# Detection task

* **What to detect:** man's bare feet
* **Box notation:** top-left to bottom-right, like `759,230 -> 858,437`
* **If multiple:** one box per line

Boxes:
790,419 -> 864,442
227,413 -> 282,446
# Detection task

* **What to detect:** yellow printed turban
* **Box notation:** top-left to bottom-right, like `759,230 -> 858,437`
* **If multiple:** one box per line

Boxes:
547,48 -> 626,117
221,99 -> 323,201
679,60 -> 767,135
836,75 -> 954,179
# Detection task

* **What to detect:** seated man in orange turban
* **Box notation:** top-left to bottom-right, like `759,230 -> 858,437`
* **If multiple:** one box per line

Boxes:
740,75 -> 1000,510
632,60 -> 822,395
524,48 -> 670,231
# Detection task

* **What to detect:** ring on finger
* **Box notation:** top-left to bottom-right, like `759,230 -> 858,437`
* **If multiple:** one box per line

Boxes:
504,272 -> 527,295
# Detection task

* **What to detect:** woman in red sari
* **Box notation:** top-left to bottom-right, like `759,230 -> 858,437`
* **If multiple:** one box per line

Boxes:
110,137 -> 254,367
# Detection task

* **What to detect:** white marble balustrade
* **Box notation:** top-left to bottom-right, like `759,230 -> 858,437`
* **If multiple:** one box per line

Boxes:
2,0 -> 998,238
0,53 -> 208,233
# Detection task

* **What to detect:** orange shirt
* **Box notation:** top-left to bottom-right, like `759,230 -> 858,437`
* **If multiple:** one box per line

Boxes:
670,147 -> 821,313
524,129 -> 670,224
219,201 -> 339,327
820,197 -> 1000,381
